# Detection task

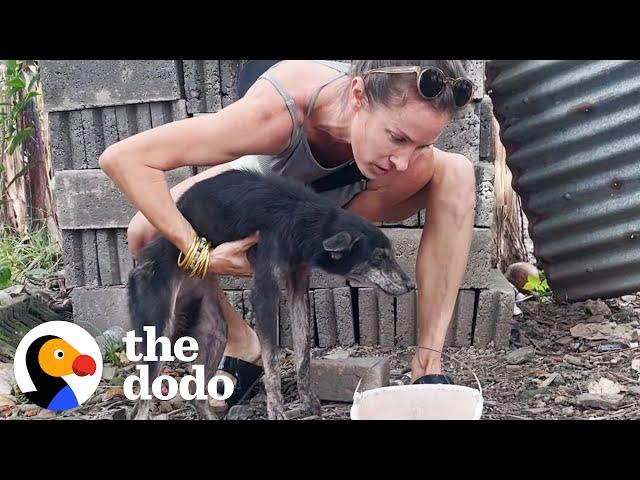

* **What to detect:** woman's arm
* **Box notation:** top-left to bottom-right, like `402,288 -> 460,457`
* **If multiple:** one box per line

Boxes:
99,85 -> 294,256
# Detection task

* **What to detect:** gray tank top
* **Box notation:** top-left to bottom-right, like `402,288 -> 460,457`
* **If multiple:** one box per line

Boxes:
226,60 -> 367,207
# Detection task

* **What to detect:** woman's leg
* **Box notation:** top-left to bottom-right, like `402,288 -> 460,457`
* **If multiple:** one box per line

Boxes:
411,152 -> 476,380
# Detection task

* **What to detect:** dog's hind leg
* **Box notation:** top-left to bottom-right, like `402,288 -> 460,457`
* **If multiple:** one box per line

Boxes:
251,247 -> 287,420
127,256 -> 183,420
287,264 -> 321,416
175,275 -> 228,420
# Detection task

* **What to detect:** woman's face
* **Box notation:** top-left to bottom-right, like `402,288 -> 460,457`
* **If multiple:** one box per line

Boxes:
348,80 -> 451,180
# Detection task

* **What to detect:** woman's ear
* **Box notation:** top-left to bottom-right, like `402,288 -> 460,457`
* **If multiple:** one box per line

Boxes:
350,77 -> 366,111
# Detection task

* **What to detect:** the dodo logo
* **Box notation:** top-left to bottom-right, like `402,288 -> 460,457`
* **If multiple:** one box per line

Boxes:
14,321 -> 102,411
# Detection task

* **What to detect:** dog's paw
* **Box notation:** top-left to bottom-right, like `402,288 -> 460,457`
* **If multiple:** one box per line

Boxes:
130,401 -> 152,420
301,393 -> 322,416
267,403 -> 287,420
193,399 -> 218,420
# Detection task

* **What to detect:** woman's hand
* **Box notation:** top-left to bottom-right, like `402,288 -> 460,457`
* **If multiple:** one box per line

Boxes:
208,231 -> 260,277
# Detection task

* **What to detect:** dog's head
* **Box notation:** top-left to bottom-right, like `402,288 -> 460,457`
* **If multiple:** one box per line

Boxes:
314,214 -> 415,296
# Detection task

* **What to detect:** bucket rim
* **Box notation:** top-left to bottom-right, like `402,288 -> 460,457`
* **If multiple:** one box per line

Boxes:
350,384 -> 484,420
354,383 -> 484,401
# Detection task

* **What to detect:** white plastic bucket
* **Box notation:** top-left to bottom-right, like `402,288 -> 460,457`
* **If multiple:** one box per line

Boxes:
350,383 -> 484,420
350,347 -> 484,420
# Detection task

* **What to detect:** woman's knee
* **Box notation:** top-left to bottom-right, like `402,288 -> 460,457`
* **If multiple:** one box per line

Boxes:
434,153 -> 476,217
126,212 -> 157,259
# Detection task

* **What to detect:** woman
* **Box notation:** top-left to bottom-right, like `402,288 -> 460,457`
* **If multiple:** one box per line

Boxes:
99,60 -> 477,411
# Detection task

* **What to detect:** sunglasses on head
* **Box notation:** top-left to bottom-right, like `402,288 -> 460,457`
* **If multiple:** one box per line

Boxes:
363,66 -> 475,108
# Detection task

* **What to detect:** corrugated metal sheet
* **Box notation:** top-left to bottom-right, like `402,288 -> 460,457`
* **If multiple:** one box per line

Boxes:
486,60 -> 640,301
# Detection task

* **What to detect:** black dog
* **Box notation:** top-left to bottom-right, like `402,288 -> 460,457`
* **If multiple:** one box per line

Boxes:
127,169 -> 414,420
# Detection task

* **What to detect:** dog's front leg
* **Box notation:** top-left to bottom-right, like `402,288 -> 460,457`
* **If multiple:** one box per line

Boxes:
252,256 -> 286,420
287,264 -> 321,416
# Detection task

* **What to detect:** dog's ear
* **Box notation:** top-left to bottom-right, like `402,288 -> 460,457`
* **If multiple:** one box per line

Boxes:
323,232 -> 361,260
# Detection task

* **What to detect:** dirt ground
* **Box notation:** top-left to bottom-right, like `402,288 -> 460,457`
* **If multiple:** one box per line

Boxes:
2,287 -> 639,421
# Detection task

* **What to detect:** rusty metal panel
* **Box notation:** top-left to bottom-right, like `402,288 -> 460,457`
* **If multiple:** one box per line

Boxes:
487,60 -> 640,301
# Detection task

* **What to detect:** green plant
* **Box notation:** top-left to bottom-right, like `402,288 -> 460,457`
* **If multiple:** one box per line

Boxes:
1,60 -> 41,209
0,264 -> 10,289
103,338 -> 124,367
0,223 -> 60,288
523,270 -> 552,298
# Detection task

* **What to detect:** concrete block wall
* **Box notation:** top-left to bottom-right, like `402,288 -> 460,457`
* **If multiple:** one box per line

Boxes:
41,60 -> 513,346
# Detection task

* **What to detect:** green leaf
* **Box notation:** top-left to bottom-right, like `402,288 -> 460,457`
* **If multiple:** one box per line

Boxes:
0,265 -> 11,289
5,162 -> 32,189
27,73 -> 40,92
5,60 -> 17,71
23,91 -> 39,102
541,279 -> 550,290
8,77 -> 25,90
8,127 -> 34,154
523,274 -> 541,291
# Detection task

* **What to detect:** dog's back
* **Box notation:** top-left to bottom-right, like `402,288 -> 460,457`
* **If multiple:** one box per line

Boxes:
127,170 -> 338,344
176,169 -> 341,250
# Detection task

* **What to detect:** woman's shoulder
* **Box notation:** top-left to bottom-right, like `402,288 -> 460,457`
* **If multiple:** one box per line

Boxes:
251,60 -> 349,116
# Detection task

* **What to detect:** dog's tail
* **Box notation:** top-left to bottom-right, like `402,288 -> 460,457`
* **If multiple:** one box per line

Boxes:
126,237 -> 181,349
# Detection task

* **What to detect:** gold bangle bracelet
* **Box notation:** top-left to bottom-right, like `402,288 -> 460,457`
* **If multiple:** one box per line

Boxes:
189,241 -> 211,278
177,235 -> 200,269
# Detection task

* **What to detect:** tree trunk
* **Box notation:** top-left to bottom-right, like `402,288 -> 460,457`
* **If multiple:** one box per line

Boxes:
491,116 -> 529,272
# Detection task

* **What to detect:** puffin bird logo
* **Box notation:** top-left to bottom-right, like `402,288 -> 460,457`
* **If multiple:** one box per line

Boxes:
14,321 -> 103,412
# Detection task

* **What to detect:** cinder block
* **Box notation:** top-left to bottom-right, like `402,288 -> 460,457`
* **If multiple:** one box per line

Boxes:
54,168 -> 193,229
463,60 -> 485,101
182,60 -> 222,114
219,60 -> 247,108
435,107 -> 480,163
72,286 -> 130,335
48,110 -> 85,170
444,290 -> 476,347
41,60 -> 183,112
309,269 -> 346,289
376,291 -> 395,347
311,357 -> 390,402
474,269 -> 514,347
63,228 -> 131,288
96,230 -> 120,286
357,288 -> 378,346
116,230 -> 134,284
395,290 -> 416,347
313,289 -> 337,347
394,289 -> 476,348
48,100 -> 187,171
333,287 -> 354,345
81,230 -> 99,287
478,95 -> 494,160
474,162 -> 495,228
358,228 -> 492,290
114,103 -> 152,139
61,230 -> 84,287
49,100 -> 187,171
